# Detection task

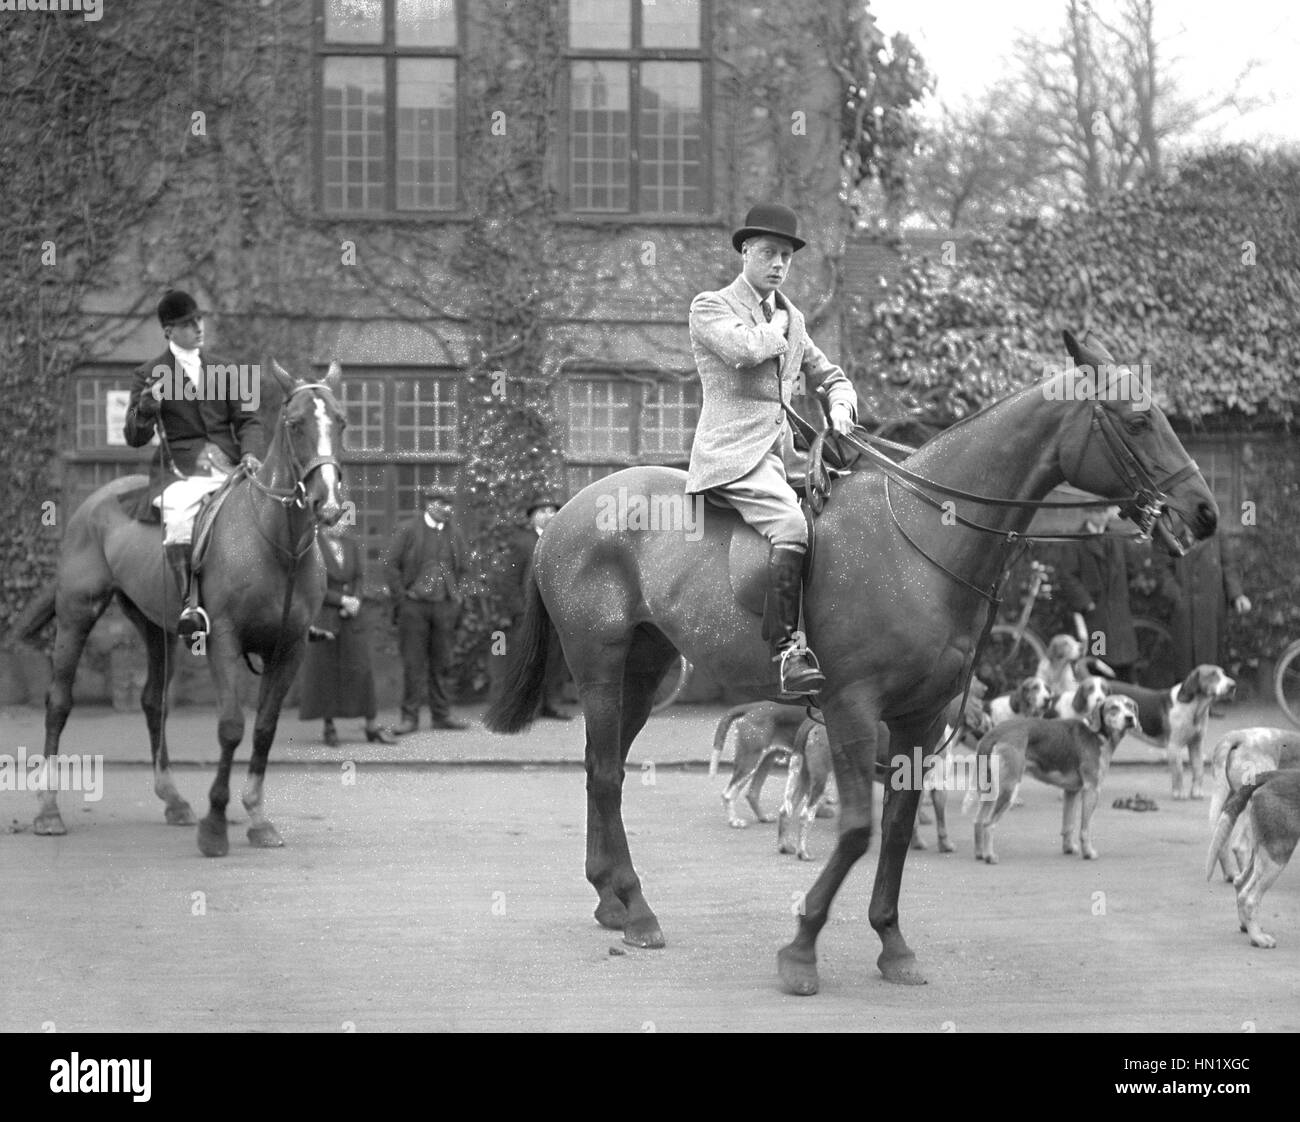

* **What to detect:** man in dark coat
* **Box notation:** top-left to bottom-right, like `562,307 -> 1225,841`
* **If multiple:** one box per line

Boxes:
299,524 -> 396,746
1162,535 -> 1250,678
494,495 -> 570,719
1053,504 -> 1143,680
123,290 -> 266,638
386,485 -> 470,733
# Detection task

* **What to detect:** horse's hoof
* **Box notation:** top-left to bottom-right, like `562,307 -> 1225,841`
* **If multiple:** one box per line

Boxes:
34,813 -> 67,836
777,944 -> 819,996
878,951 -> 928,986
197,816 -> 229,858
165,801 -> 197,826
247,823 -> 284,848
939,839 -> 956,854
622,917 -> 665,949
594,898 -> 628,931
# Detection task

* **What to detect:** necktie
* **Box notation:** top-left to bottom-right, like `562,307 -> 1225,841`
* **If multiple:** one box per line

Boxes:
761,300 -> 773,323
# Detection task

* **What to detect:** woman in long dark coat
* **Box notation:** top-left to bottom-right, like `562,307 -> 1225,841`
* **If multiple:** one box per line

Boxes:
299,525 -> 396,746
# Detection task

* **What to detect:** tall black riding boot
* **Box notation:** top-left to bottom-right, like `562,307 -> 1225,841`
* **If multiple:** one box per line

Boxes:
762,545 -> 826,696
165,543 -> 208,640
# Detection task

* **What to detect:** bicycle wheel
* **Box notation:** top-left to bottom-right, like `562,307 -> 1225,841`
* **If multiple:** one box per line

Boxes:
1131,618 -> 1176,688
1274,639 -> 1300,730
651,655 -> 693,713
978,625 -> 1047,696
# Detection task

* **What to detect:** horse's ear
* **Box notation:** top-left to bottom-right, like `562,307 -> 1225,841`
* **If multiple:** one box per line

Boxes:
1081,330 -> 1117,363
268,359 -> 296,397
323,361 -> 343,393
1063,330 -> 1108,371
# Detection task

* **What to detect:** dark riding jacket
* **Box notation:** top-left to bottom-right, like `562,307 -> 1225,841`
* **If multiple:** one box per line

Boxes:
121,348 -> 267,521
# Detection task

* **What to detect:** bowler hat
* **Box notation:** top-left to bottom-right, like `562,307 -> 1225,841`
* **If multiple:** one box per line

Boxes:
157,289 -> 203,327
731,203 -> 806,253
421,485 -> 456,504
526,495 -> 560,517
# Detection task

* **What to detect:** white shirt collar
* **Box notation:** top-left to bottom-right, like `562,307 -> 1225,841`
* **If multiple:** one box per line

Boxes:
424,513 -> 445,531
168,340 -> 202,379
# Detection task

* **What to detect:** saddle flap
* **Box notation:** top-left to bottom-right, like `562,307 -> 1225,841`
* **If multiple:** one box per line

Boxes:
190,470 -> 245,573
726,512 -> 816,617
728,525 -> 769,616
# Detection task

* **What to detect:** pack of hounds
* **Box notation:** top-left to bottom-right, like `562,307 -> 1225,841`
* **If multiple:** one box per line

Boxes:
709,632 -> 1298,949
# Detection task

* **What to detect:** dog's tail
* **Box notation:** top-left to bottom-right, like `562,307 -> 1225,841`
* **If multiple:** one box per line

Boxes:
962,729 -> 998,815
1206,776 -> 1271,880
1208,733 -> 1248,827
709,702 -> 761,776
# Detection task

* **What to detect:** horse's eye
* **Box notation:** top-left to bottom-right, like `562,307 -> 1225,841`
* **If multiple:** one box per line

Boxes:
1125,414 -> 1151,432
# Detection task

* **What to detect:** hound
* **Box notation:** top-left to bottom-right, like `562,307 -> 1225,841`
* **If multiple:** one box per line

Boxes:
1107,664 -> 1236,799
1035,634 -> 1084,697
986,676 -> 1053,727
969,694 -> 1139,864
1206,727 -> 1300,882
710,701 -> 809,828
1206,769 -> 1300,948
1050,674 -> 1110,720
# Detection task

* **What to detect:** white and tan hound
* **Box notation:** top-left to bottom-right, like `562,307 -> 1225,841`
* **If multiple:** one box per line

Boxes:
1206,727 -> 1300,881
1206,769 -> 1300,948
969,694 -> 1138,863
1107,665 -> 1236,799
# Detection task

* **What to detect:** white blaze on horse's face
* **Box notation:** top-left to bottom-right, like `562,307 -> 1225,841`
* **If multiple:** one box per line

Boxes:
312,396 -> 343,524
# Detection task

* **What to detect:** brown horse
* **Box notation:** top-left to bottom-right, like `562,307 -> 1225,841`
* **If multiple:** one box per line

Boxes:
485,332 -> 1218,995
20,361 -> 345,856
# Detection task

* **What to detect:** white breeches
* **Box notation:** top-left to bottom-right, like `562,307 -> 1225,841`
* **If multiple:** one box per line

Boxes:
156,472 -> 226,545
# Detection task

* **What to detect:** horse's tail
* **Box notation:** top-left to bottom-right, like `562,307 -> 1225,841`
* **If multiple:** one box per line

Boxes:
1206,777 -> 1269,880
709,703 -> 760,776
483,572 -> 553,734
9,583 -> 57,643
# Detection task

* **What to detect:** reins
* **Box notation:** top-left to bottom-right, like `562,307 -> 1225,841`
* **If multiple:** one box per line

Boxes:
812,401 -> 1199,757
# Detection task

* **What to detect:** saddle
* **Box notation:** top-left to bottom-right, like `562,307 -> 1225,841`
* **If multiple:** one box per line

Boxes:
188,466 -> 247,574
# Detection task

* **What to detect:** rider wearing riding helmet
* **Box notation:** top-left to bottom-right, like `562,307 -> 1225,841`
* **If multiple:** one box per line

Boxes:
123,290 -> 266,639
685,204 -> 859,696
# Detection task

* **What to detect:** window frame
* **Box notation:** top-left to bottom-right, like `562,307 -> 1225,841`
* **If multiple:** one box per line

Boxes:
558,368 -> 700,494
560,0 -> 713,219
315,0 -> 466,218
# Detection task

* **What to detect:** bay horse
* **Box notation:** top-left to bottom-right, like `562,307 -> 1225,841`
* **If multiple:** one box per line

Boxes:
21,361 -> 344,856
485,332 -> 1218,995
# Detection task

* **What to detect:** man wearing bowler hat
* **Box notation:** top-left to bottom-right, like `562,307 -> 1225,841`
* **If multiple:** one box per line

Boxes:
686,203 -> 859,695
123,289 -> 266,639
385,485 -> 470,732
494,494 -> 570,719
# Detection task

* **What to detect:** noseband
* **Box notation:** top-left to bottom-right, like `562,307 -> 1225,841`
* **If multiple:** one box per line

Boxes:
246,382 -> 345,512
1079,403 -> 1199,538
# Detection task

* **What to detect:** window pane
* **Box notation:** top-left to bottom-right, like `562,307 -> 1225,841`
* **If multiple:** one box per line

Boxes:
323,57 -> 387,213
324,0 -> 383,43
642,0 -> 700,48
394,377 -> 459,453
395,464 -> 459,514
397,59 -> 457,210
566,379 -> 633,456
640,62 -> 702,214
640,379 -> 700,456
396,0 -> 457,46
569,0 -> 630,48
570,61 -> 629,212
340,379 -> 386,452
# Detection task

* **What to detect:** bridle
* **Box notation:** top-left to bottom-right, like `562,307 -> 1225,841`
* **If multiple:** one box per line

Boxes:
244,381 -> 345,536
837,400 -> 1200,599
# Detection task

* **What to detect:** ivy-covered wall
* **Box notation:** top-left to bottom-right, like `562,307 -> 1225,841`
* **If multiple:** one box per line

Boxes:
2,0 -> 868,704
851,148 -> 1300,672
